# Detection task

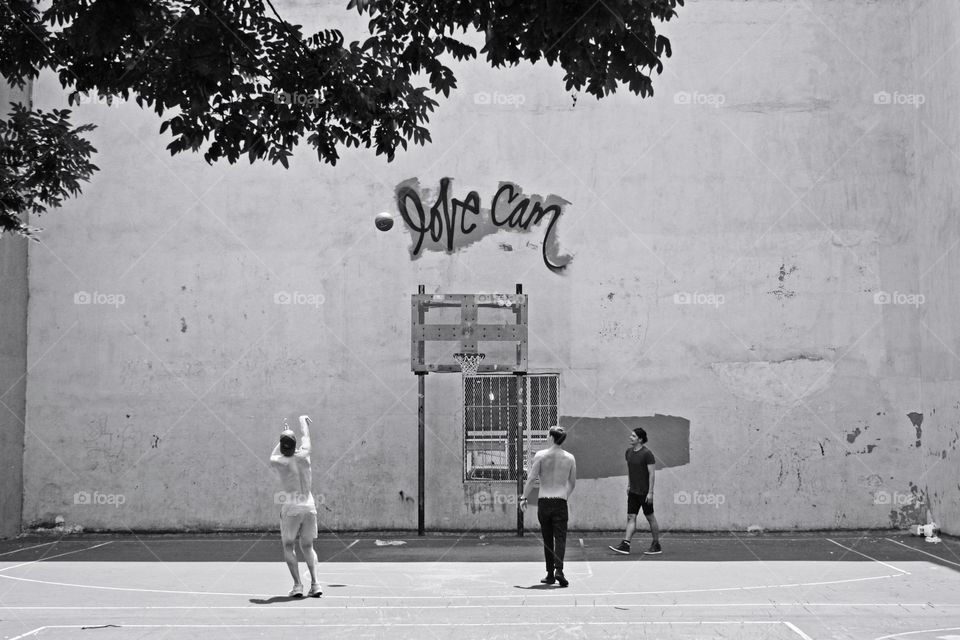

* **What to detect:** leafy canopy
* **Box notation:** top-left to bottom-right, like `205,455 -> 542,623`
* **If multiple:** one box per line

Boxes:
0,0 -> 682,235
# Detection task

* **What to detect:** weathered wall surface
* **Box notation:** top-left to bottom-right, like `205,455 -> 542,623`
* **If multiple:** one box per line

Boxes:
912,0 -> 960,536
19,0 -> 957,532
0,82 -> 30,538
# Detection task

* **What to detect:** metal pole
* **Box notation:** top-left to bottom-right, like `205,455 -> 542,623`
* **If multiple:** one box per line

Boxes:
515,283 -> 524,537
418,371 -> 426,536
417,284 -> 426,536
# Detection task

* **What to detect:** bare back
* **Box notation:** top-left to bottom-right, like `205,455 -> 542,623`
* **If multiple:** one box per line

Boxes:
271,452 -> 314,511
530,447 -> 577,499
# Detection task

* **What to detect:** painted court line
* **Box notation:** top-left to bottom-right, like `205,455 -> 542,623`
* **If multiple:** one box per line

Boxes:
9,621 -> 815,637
0,570 -> 904,598
783,621 -> 814,640
0,603 -> 951,611
0,542 -> 113,573
874,627 -> 960,640
0,542 -> 57,557
885,538 -> 960,569
826,538 -> 910,575
578,538 -> 593,578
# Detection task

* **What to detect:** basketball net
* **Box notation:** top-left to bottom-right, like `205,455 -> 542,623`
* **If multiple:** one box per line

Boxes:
453,353 -> 485,377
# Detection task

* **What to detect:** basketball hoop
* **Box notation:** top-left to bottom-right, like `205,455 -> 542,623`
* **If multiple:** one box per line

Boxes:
453,353 -> 485,376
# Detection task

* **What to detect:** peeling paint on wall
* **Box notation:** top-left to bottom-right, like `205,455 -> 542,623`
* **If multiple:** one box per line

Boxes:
844,443 -> 879,456
844,424 -> 878,454
886,482 -> 927,528
561,414 -> 690,480
598,320 -> 645,341
907,412 -> 923,447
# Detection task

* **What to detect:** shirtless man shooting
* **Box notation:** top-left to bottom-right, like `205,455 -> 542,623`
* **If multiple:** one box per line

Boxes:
269,415 -> 322,597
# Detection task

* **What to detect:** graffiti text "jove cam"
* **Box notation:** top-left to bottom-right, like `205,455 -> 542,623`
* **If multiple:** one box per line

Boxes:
396,178 -> 571,272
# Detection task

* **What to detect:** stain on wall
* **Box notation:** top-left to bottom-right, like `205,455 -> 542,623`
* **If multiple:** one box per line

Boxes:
710,357 -> 832,406
0,218 -> 28,538
561,414 -> 690,479
768,263 -> 798,300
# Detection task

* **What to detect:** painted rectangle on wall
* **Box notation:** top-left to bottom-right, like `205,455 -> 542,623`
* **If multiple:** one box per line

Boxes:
561,414 -> 690,480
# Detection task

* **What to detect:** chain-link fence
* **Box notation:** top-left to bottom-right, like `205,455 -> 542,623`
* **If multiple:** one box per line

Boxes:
463,373 -> 559,482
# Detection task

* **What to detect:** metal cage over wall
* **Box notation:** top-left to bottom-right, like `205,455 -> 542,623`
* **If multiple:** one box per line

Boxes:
463,373 -> 559,482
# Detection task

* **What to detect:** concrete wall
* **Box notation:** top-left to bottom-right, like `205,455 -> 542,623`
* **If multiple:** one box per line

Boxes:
0,82 -> 30,538
912,0 -> 960,536
18,0 -> 958,532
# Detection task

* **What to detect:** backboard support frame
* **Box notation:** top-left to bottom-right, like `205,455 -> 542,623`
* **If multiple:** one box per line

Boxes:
412,284 -> 528,538
411,290 -> 528,374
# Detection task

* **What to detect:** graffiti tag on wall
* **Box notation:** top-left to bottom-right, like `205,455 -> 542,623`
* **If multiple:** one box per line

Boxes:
395,177 -> 572,272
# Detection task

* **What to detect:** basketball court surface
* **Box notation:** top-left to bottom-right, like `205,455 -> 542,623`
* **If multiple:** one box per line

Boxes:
2,531 -> 958,640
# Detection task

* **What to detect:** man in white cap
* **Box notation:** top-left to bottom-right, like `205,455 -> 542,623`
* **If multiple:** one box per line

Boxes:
270,415 -> 322,597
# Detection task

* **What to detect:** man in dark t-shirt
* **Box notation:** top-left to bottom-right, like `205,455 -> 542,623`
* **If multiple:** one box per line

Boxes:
609,427 -> 661,555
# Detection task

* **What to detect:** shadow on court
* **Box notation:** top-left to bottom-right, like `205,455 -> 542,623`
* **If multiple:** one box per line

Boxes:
514,583 -> 567,590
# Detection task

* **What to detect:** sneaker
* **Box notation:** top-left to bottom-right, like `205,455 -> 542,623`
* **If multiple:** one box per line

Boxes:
644,542 -> 662,555
608,540 -> 631,555
288,584 -> 304,597
554,571 -> 569,588
540,574 -> 556,585
307,583 -> 323,597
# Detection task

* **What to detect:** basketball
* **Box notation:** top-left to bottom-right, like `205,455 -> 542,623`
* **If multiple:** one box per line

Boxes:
375,212 -> 394,231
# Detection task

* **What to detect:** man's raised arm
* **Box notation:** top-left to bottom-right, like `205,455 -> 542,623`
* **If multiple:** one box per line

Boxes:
297,415 -> 312,456
269,441 -> 283,464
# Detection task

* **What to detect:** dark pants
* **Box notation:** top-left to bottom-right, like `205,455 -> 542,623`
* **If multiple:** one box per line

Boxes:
537,498 -> 568,574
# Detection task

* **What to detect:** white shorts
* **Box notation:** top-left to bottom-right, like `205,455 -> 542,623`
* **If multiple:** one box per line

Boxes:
280,509 -> 318,542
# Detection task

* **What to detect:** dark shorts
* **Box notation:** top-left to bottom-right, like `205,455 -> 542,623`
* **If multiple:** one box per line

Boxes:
628,492 -> 654,516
